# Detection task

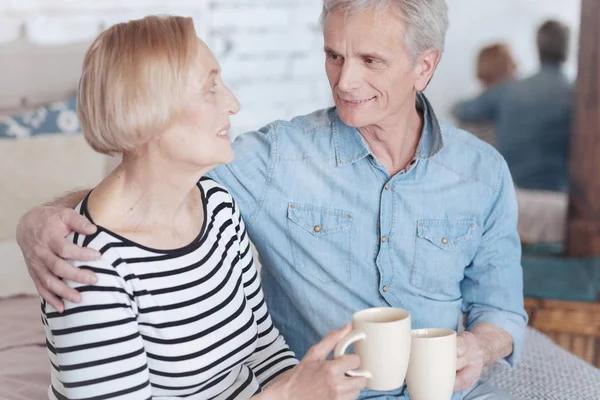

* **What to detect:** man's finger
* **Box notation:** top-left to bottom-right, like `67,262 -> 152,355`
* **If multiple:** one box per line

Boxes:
45,244 -> 98,285
50,253 -> 98,286
456,354 -> 470,371
456,334 -> 470,358
454,366 -> 479,392
49,236 -> 100,263
63,211 -> 96,236
304,322 -> 351,361
33,274 -> 64,313
37,268 -> 82,303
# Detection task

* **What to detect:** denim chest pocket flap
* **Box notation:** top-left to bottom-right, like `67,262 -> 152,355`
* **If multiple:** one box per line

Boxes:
286,203 -> 353,283
287,204 -> 352,235
416,219 -> 475,250
411,219 -> 476,297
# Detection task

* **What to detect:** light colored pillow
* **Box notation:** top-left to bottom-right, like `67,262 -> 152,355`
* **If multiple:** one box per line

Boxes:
0,240 -> 37,297
0,134 -> 106,241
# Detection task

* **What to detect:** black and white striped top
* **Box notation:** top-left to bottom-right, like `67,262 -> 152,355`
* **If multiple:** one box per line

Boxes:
42,177 -> 297,399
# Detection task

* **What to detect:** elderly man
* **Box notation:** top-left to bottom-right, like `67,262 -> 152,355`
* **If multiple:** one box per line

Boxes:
17,1 -> 526,399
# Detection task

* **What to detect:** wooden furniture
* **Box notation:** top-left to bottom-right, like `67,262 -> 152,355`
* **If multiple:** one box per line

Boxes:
538,0 -> 600,369
566,0 -> 600,256
525,297 -> 600,368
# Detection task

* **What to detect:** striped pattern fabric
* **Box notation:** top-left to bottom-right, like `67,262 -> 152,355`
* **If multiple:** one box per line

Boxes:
42,177 -> 297,399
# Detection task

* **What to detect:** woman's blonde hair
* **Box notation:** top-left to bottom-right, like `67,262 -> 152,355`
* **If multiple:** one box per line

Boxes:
78,15 -> 197,155
476,43 -> 516,87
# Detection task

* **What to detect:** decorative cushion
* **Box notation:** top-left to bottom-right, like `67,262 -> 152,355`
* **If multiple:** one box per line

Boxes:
0,96 -> 79,139
0,96 -> 107,242
0,134 -> 106,242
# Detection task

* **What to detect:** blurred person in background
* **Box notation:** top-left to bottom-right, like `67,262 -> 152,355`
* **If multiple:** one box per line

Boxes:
457,43 -> 517,147
454,20 -> 573,193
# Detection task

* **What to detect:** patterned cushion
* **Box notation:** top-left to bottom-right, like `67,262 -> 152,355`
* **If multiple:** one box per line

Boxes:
0,96 -> 79,139
0,96 -> 106,242
483,327 -> 600,399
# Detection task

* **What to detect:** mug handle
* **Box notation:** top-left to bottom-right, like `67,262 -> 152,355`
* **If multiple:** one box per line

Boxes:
333,330 -> 373,379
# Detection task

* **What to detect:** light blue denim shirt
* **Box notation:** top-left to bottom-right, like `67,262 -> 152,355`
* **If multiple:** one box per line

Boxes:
209,93 -> 527,399
453,64 -> 573,192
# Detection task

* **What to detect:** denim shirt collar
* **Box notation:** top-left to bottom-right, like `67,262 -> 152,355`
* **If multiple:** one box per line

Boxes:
333,92 -> 443,167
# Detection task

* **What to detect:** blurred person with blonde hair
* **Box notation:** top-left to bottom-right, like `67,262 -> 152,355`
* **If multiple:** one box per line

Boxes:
458,42 -> 517,146
34,15 -> 366,400
476,43 -> 517,89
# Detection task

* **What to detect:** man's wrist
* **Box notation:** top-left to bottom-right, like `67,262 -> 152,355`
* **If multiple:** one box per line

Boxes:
44,189 -> 89,209
470,323 -> 513,367
473,332 -> 494,366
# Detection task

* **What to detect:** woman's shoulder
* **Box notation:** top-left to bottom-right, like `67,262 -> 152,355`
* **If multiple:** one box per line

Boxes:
199,176 -> 235,207
73,194 -> 126,253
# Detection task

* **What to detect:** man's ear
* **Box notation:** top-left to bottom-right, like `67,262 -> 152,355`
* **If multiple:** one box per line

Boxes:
414,49 -> 441,92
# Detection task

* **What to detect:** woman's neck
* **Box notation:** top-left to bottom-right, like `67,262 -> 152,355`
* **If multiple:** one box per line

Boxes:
87,153 -> 212,249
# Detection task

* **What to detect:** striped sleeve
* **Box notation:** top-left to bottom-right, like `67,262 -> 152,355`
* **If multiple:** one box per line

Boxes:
233,205 -> 299,387
42,247 -> 152,400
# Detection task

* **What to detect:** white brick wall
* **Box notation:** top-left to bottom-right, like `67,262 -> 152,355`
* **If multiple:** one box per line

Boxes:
0,0 -> 333,135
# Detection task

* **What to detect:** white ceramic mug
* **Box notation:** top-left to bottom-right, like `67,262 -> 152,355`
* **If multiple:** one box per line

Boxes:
333,307 -> 412,391
406,328 -> 457,400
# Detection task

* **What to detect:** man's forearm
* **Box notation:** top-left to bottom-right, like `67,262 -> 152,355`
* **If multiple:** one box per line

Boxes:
45,190 -> 89,209
470,322 -> 514,367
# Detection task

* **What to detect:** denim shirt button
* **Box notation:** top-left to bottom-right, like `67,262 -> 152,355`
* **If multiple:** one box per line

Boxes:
314,225 -> 321,233
382,285 -> 388,292
381,236 -> 387,243
384,184 -> 390,190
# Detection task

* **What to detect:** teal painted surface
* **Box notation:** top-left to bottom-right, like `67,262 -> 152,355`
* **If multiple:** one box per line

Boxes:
522,244 -> 600,302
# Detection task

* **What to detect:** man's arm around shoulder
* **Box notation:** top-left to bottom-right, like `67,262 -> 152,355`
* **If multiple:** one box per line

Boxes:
16,189 -> 100,312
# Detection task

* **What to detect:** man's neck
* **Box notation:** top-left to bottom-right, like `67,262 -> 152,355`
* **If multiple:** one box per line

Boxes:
358,106 -> 424,177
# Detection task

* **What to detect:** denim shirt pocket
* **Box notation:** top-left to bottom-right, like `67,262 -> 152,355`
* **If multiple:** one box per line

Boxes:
410,219 -> 476,298
286,203 -> 352,283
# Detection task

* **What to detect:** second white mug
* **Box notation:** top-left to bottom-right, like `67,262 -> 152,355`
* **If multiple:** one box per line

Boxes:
406,328 -> 457,400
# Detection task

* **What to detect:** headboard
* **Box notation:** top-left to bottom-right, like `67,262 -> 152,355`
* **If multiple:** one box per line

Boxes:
0,38 -> 116,243
0,39 -> 88,110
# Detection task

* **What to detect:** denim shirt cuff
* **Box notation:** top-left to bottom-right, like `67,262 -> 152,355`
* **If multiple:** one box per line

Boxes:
466,310 -> 527,367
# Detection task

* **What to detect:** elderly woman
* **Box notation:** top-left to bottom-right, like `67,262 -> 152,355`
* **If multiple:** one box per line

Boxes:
42,16 -> 365,400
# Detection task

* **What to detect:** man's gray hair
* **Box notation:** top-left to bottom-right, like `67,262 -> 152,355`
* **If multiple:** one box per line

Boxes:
320,0 -> 449,61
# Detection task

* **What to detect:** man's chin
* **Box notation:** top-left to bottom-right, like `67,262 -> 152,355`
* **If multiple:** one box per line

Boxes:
337,110 -> 367,129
